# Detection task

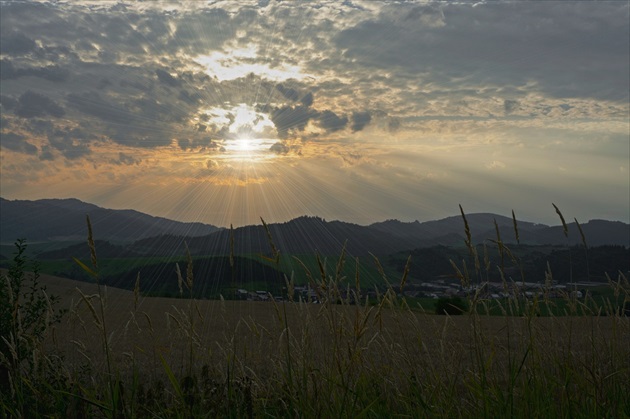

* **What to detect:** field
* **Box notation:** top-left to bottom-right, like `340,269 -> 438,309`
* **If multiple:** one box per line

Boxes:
2,261 -> 629,418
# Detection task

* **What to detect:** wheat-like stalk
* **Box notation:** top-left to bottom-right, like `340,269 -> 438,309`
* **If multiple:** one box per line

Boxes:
552,203 -> 569,238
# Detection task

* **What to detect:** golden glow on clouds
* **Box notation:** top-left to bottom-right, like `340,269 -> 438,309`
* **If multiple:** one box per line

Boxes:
194,44 -> 311,82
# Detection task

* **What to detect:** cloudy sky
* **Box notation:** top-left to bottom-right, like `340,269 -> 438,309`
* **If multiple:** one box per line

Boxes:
1,0 -> 628,227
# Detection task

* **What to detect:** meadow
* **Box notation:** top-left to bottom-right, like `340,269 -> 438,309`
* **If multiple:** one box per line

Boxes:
1,212 -> 629,418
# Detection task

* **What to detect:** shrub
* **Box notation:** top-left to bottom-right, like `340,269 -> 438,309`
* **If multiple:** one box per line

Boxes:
0,239 -> 67,417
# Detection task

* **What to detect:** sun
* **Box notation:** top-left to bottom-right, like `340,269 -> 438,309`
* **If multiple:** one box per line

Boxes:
194,103 -> 280,161
234,137 -> 258,153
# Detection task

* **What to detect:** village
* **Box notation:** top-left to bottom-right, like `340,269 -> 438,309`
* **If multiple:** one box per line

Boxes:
234,278 -> 600,303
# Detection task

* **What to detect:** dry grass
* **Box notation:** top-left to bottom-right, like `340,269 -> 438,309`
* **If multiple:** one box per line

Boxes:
13,269 -> 626,418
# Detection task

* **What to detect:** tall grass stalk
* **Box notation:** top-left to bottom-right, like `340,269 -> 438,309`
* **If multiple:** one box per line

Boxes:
73,215 -> 120,417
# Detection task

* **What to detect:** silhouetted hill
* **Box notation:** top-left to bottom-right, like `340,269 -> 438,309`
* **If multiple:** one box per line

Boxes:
370,214 -> 628,247
0,198 -> 221,243
130,216 -> 432,257
2,198 -> 627,254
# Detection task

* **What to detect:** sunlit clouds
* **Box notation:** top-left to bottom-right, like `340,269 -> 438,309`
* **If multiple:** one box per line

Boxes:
0,1 -> 628,226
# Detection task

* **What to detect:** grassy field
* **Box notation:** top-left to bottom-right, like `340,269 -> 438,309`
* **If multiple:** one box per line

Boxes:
1,264 -> 629,418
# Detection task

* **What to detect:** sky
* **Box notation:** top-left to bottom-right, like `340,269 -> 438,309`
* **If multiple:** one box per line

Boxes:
1,0 -> 628,228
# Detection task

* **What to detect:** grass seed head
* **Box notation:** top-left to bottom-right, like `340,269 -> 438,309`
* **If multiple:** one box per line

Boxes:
552,203 -> 569,238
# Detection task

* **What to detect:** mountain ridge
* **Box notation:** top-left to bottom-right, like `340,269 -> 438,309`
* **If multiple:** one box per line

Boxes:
1,198 -> 628,253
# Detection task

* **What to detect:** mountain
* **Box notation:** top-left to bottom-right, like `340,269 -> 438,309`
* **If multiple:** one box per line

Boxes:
369,214 -> 629,247
2,197 -> 628,253
129,215 -> 431,257
0,198 -> 221,243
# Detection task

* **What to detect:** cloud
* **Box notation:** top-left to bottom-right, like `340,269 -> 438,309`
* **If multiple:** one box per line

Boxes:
269,105 -> 314,138
47,127 -> 92,160
270,142 -> 289,154
486,160 -> 506,170
0,59 -> 17,79
38,145 -> 55,161
155,69 -> 181,87
14,91 -> 65,118
66,91 -> 132,124
177,137 -> 217,151
1,132 -> 38,155
115,152 -> 141,165
0,59 -> 69,82
276,83 -> 300,101
0,95 -> 18,111
351,111 -> 371,132
504,100 -> 519,114
317,110 -> 348,132
0,31 -> 36,55
335,2 -> 630,102
206,159 -> 220,171
301,92 -> 314,107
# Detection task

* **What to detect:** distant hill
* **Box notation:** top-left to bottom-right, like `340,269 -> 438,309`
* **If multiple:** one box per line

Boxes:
129,214 -> 629,258
129,215 -> 429,257
0,198 -> 221,243
369,214 -> 629,247
2,197 -> 628,255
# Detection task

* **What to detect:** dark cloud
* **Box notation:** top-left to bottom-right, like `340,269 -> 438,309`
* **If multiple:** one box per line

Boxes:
47,127 -> 92,160
0,115 -> 9,130
156,69 -> 181,87
1,132 -> 38,155
276,84 -> 300,101
34,45 -> 80,63
22,65 -> 70,82
119,79 -> 151,92
0,95 -> 18,111
403,4 -> 445,27
0,59 -> 69,82
387,117 -> 401,132
300,92 -> 314,107
98,78 -> 113,90
270,142 -> 290,154
115,152 -> 141,165
504,100 -> 519,114
66,91 -> 178,148
351,111 -> 371,132
0,32 -> 37,55
177,137 -> 217,151
15,91 -> 65,118
266,105 -> 350,137
170,9 -> 235,53
66,91 -> 132,124
25,119 -> 54,135
336,2 -> 630,101
269,105 -> 314,138
39,145 -> 54,161
179,89 -> 201,105
317,110 -> 348,132
177,138 -> 214,151
0,59 -> 17,79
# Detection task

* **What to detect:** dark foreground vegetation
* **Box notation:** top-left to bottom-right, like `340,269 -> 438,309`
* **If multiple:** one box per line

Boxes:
1,207 -> 629,418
